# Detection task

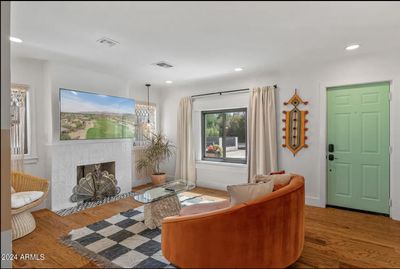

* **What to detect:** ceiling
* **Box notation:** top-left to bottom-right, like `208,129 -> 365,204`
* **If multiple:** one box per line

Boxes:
10,1 -> 400,86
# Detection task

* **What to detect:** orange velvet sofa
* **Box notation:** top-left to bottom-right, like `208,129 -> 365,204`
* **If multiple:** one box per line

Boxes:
161,175 -> 305,268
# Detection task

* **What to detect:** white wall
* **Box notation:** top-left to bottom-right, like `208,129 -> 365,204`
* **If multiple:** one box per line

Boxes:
160,74 -> 277,190
192,92 -> 250,189
46,62 -> 131,143
160,50 -> 400,220
11,58 -> 47,177
10,50 -> 400,219
11,58 -> 162,210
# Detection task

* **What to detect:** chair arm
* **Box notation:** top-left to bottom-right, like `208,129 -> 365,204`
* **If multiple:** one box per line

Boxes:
11,171 -> 49,193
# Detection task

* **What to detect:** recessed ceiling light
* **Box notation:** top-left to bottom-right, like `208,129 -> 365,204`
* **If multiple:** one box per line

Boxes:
345,44 -> 360,51
165,80 -> 173,84
234,67 -> 243,72
10,36 -> 23,43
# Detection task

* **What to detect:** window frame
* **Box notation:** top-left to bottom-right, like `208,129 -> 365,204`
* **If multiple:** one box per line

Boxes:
11,84 -> 38,163
201,108 -> 247,164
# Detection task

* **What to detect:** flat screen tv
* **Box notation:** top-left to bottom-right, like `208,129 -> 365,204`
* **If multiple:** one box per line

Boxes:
60,88 -> 135,140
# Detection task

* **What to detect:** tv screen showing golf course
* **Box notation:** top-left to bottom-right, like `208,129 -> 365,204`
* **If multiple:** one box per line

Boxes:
60,88 -> 135,140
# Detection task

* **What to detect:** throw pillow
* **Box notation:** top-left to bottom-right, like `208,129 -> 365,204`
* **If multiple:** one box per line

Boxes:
11,191 -> 44,209
253,173 -> 293,185
11,186 -> 16,193
227,181 -> 274,206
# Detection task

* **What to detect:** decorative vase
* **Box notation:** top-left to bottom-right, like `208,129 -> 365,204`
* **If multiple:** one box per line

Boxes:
151,173 -> 167,185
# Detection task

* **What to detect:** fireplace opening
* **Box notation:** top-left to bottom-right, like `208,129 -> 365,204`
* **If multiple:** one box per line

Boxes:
70,162 -> 121,203
76,162 -> 116,184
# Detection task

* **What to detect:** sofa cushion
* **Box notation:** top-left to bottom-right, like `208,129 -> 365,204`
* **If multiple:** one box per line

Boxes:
179,200 -> 230,216
228,181 -> 274,206
11,191 -> 44,209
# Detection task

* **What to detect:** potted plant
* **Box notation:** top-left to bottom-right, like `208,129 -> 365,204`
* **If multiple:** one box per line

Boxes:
136,133 -> 174,185
205,144 -> 223,158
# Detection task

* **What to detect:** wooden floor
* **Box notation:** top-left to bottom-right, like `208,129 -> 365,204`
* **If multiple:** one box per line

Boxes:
12,186 -> 400,268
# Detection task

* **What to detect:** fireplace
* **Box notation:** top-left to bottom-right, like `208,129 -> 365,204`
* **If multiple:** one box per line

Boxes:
70,162 -> 121,203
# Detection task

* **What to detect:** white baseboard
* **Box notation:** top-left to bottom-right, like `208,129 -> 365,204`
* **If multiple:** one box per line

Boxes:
305,196 -> 325,208
391,204 -> 400,221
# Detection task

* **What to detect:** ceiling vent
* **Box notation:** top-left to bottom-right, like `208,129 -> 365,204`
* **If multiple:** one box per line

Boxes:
97,37 -> 120,47
153,61 -> 174,68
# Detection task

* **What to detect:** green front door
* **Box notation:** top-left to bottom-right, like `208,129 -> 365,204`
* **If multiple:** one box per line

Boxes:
327,82 -> 390,214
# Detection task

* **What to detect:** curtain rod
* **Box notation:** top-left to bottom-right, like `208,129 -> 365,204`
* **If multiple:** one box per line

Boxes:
191,84 -> 277,98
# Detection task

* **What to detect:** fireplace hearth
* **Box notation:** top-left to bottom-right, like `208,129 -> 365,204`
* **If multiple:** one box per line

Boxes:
70,162 -> 121,203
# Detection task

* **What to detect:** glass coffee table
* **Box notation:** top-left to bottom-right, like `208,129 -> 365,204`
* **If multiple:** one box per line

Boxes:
133,180 -> 195,229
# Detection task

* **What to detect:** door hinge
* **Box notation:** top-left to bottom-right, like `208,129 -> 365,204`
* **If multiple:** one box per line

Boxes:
389,199 -> 392,207
389,146 -> 393,155
389,91 -> 392,101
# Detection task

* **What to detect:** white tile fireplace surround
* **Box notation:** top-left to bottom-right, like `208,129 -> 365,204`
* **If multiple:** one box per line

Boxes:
49,140 -> 132,211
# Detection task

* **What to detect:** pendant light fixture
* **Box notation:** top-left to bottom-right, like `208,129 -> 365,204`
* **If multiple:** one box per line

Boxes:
145,84 -> 151,124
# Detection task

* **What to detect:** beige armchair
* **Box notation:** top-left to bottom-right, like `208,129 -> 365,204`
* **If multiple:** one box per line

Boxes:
11,171 -> 49,240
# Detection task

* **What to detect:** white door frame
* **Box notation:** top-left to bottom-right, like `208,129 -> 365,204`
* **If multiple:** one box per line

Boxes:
318,78 -> 395,219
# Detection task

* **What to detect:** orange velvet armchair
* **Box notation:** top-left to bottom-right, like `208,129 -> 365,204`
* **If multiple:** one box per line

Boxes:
161,175 -> 305,268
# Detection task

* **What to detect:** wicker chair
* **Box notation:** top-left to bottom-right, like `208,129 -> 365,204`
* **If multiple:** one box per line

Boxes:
11,171 -> 49,240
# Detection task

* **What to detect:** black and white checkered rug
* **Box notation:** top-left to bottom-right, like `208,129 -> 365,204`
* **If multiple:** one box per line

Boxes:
61,195 -> 224,268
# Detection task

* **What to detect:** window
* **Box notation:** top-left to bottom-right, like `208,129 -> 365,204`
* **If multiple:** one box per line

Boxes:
134,102 -> 157,146
202,108 -> 247,164
10,85 -> 29,155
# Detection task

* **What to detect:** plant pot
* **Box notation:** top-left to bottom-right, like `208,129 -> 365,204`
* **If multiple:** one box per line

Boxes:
206,152 -> 221,158
151,173 -> 167,185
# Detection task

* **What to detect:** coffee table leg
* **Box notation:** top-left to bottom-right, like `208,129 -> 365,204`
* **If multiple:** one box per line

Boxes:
144,194 -> 181,229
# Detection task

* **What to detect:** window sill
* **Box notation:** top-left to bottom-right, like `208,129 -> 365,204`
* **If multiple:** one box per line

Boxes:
196,160 -> 247,168
24,156 -> 39,164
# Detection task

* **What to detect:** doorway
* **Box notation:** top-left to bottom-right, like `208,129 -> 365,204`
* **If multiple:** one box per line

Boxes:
327,82 -> 390,214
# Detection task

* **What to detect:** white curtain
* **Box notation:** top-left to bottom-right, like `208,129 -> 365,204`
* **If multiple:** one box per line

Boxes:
175,97 -> 196,184
248,86 -> 278,181
10,87 -> 26,172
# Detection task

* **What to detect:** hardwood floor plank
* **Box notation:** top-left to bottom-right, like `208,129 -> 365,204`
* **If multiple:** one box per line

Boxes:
12,186 -> 400,268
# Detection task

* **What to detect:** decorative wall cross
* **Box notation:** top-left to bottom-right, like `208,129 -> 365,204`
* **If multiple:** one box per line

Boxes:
282,89 -> 309,156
